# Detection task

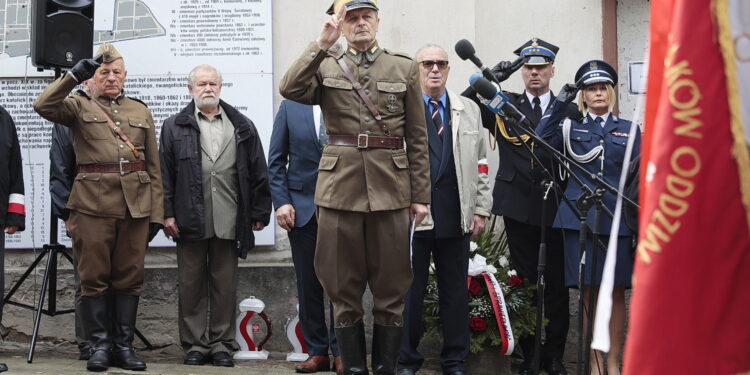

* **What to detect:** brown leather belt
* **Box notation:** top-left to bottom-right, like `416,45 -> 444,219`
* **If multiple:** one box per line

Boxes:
77,160 -> 146,175
328,134 -> 404,149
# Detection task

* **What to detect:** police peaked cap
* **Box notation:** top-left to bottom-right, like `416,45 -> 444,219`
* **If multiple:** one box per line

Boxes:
327,0 -> 379,15
513,38 -> 559,65
575,59 -> 618,87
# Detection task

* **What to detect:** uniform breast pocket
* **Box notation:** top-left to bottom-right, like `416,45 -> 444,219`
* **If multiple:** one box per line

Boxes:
127,117 -> 150,146
80,113 -> 112,140
610,137 -> 628,147
321,77 -> 353,110
570,131 -> 592,143
377,81 -> 407,117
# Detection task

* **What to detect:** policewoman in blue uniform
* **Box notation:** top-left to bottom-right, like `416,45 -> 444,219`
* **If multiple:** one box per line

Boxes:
536,60 -> 640,375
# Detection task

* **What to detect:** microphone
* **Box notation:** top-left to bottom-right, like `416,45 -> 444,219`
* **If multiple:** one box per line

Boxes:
471,77 -> 531,128
455,39 -> 500,85
471,77 -> 512,114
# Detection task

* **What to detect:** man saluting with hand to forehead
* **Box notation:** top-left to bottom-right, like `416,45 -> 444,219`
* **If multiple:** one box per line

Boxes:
280,1 -> 430,374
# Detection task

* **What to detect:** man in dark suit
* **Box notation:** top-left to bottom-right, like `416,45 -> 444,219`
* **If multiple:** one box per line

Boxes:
463,38 -> 580,375
398,44 -> 491,375
268,99 -> 341,374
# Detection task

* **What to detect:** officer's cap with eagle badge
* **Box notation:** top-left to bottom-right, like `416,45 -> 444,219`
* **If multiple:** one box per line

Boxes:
575,59 -> 618,87
513,38 -> 559,65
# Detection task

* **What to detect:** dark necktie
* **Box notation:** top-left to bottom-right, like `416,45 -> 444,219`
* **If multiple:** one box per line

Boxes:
532,96 -> 542,125
318,112 -> 328,146
595,116 -> 604,128
429,99 -> 444,136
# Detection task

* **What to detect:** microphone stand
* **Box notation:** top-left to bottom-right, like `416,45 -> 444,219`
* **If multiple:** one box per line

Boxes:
499,113 -> 605,375
531,178 -> 553,375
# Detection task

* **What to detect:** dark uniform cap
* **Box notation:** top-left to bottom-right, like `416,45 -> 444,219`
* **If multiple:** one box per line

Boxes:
94,43 -> 123,63
575,59 -> 618,87
513,38 -> 559,65
327,0 -> 379,15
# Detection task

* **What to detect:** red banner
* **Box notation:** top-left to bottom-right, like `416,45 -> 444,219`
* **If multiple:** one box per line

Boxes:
624,0 -> 750,374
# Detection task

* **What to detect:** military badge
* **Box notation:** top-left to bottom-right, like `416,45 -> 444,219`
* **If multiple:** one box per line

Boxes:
386,94 -> 399,112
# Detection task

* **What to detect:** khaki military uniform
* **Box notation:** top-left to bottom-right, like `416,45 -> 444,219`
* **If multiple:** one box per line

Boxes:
280,42 -> 430,326
34,73 -> 163,297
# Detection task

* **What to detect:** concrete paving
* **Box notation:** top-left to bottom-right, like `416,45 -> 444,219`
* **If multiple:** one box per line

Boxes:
0,341 -> 447,375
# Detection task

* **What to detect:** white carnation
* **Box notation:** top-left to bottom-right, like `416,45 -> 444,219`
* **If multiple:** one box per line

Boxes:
499,256 -> 509,268
469,242 -> 479,252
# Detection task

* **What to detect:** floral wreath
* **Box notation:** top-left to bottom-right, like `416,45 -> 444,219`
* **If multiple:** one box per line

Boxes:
422,217 -> 538,354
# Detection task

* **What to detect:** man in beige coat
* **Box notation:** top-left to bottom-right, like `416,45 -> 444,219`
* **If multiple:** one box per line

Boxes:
279,1 -> 430,374
34,44 -> 163,372
398,44 -> 491,375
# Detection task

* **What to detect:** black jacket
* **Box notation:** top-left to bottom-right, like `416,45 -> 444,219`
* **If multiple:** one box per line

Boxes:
0,105 -> 25,230
462,87 -> 580,226
50,123 -> 75,221
160,100 -> 271,258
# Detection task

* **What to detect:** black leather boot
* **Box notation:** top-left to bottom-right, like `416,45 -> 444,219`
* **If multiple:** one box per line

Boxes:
334,321 -> 369,375
81,295 -> 112,372
112,294 -> 146,371
371,324 -> 402,375
0,363 -> 8,372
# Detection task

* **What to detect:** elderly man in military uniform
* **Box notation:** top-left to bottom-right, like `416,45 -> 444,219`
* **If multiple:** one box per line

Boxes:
34,44 -> 163,372
279,1 -> 430,374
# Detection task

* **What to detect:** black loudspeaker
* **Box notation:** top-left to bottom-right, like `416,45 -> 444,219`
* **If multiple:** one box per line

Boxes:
31,0 -> 95,70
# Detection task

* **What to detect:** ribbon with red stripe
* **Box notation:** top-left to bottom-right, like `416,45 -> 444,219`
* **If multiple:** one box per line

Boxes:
466,272 -> 515,355
7,193 -> 24,215
477,158 -> 489,174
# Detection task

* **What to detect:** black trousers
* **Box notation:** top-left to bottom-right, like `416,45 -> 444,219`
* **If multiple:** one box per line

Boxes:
504,217 -> 569,364
288,217 -> 339,357
399,234 -> 470,373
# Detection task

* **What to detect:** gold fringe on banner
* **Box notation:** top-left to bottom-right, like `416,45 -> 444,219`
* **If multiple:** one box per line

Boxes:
713,0 -> 750,235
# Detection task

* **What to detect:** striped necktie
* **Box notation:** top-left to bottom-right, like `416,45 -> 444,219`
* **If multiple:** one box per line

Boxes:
429,99 -> 443,136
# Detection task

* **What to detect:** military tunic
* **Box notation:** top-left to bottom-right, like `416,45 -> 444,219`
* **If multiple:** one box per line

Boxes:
279,42 -> 430,326
34,73 -> 164,296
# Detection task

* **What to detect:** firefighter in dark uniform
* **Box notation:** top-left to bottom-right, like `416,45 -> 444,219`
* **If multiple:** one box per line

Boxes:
279,1 -> 430,374
463,38 -> 580,375
33,44 -> 163,372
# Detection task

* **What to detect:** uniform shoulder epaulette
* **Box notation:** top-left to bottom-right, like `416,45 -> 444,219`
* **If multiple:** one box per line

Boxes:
128,96 -> 149,108
384,49 -> 413,60
73,89 -> 91,99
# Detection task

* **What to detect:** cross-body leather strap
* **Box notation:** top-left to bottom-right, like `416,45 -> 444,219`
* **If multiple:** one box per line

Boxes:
336,57 -> 392,136
88,98 -> 141,159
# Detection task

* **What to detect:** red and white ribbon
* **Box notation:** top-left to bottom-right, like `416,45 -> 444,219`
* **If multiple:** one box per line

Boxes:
467,271 -> 515,355
7,193 -> 25,215
477,158 -> 489,174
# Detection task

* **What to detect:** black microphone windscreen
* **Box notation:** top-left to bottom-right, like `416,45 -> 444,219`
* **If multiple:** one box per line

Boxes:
455,39 -> 476,61
471,77 -> 498,99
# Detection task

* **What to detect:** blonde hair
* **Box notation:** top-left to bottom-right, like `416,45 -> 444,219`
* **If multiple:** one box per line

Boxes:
577,84 -> 616,114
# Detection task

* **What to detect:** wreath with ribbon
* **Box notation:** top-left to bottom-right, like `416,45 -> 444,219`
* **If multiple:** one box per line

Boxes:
422,217 -> 538,354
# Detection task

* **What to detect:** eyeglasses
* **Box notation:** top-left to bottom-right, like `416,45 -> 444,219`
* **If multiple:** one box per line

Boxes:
418,60 -> 449,70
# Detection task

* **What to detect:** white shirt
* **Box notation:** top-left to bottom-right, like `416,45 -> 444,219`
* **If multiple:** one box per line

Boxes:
313,105 -> 322,137
525,91 -> 552,113
587,112 -> 611,126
